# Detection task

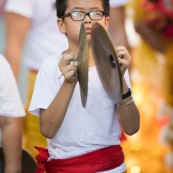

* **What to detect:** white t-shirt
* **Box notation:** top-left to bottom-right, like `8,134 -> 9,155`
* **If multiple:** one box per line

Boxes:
110,0 -> 127,7
0,54 -> 25,117
29,53 -> 131,173
5,0 -> 68,71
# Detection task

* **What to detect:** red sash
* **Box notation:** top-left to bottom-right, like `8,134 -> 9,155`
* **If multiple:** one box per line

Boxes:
34,145 -> 124,173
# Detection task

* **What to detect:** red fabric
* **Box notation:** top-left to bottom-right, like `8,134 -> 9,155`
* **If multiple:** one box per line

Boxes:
142,0 -> 173,17
120,131 -> 127,141
34,145 -> 124,173
34,146 -> 49,173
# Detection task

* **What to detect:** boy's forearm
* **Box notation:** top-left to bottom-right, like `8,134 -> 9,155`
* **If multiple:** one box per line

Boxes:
121,77 -> 129,95
118,77 -> 140,135
118,98 -> 140,135
40,81 -> 76,138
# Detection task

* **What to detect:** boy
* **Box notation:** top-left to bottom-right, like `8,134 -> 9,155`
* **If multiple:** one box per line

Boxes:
0,54 -> 25,173
29,0 -> 140,172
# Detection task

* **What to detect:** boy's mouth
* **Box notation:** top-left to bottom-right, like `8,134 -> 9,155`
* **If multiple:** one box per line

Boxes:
85,27 -> 91,34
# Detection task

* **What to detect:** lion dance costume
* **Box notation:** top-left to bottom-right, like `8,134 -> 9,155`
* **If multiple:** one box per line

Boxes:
133,0 -> 173,168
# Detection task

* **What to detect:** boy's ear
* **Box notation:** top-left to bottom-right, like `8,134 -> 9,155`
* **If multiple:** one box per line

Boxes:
57,18 -> 66,34
105,17 -> 110,28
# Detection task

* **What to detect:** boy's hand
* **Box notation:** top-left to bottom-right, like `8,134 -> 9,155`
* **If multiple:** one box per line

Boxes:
115,46 -> 131,75
59,52 -> 78,83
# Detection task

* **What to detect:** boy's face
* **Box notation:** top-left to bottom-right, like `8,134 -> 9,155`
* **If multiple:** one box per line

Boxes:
58,0 -> 109,48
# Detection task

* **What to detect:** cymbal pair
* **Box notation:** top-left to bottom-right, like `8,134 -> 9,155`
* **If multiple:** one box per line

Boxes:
76,23 -> 123,107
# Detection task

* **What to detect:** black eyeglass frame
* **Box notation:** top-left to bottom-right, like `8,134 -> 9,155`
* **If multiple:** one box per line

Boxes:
62,10 -> 106,21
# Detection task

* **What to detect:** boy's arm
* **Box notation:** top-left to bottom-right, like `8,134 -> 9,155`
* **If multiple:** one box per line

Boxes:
118,78 -> 140,135
39,53 -> 78,139
116,46 -> 140,135
4,13 -> 31,80
40,81 -> 76,139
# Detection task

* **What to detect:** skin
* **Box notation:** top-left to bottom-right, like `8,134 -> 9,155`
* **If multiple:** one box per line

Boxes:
40,0 -> 140,139
108,6 -> 129,50
0,116 -> 23,173
4,13 -> 31,80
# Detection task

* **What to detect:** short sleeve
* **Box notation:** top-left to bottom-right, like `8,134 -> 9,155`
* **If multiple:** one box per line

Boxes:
28,57 -> 61,116
0,55 -> 25,117
110,0 -> 128,7
5,0 -> 34,18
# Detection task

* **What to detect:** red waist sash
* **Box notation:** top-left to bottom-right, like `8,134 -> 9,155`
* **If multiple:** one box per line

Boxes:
34,145 -> 124,173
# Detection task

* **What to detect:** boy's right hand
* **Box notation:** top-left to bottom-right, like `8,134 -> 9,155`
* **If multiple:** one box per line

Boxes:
59,52 -> 78,84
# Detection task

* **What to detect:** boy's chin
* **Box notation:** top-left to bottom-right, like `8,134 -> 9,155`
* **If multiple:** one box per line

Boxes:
86,34 -> 92,42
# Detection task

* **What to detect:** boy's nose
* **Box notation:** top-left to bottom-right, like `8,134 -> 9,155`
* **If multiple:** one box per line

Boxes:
84,15 -> 92,23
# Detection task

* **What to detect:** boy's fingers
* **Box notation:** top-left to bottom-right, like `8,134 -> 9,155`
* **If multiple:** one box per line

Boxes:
116,50 -> 126,57
115,46 -> 126,52
63,52 -> 74,60
118,55 -> 124,59
63,52 -> 78,66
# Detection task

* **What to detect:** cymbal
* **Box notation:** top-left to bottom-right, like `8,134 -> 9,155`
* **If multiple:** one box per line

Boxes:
91,22 -> 123,103
77,23 -> 88,108
0,148 -> 36,173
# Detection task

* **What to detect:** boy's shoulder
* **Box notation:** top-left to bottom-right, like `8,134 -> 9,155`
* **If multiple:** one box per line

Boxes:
41,52 -> 62,68
38,52 -> 62,77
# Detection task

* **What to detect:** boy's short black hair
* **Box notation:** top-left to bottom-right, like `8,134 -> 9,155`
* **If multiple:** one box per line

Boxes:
55,0 -> 110,18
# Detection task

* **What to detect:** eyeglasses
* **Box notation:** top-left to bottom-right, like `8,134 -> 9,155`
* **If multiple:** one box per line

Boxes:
62,10 -> 105,21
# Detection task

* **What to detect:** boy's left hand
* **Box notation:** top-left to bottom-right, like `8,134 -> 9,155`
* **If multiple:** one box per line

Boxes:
115,46 -> 131,75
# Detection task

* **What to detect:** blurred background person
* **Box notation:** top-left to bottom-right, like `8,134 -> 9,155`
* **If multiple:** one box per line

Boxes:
0,0 -> 5,16
109,0 -> 129,50
0,53 -> 25,173
4,0 -> 68,158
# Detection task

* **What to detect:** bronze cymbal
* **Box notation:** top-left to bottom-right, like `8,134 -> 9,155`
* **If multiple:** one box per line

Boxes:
0,148 -> 36,173
77,23 -> 88,108
91,22 -> 123,103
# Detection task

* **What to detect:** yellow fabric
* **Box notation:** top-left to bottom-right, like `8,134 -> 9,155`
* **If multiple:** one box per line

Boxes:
23,70 -> 47,159
132,0 -> 173,107
132,0 -> 147,24
163,45 -> 173,105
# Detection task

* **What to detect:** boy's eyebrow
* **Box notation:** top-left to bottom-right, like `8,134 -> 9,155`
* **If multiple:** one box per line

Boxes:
90,7 -> 100,10
71,7 -> 84,10
71,7 -> 100,11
